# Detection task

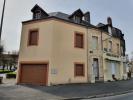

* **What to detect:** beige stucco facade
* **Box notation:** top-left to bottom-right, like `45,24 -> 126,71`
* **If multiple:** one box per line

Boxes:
18,18 -> 126,86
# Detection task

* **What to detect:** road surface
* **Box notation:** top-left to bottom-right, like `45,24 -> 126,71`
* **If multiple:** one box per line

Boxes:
84,92 -> 133,100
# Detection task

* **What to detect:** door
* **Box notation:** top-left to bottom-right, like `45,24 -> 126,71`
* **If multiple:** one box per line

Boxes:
93,58 -> 99,80
20,63 -> 48,86
111,62 -> 115,75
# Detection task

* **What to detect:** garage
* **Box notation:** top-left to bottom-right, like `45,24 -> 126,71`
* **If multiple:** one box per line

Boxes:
19,63 -> 48,86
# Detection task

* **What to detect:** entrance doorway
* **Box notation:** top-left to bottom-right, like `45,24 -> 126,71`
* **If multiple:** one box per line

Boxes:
93,58 -> 99,80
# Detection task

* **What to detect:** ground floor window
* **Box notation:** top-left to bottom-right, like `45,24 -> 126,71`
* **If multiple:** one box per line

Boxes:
74,63 -> 84,77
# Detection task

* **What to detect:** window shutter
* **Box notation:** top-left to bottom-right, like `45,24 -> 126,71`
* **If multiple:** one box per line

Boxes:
28,30 -> 38,46
75,33 -> 84,48
75,64 -> 84,76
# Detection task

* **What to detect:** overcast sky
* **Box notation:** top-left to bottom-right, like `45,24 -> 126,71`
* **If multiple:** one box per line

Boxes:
0,0 -> 133,56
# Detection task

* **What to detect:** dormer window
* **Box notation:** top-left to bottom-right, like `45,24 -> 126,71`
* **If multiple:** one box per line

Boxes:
74,16 -> 81,23
69,9 -> 84,24
34,10 -> 41,19
31,4 -> 49,20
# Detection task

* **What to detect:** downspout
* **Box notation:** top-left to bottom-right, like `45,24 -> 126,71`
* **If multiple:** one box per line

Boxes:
86,26 -> 89,82
101,30 -> 103,51
101,30 -> 104,81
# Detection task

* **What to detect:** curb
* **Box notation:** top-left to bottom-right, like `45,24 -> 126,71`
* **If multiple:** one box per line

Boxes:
63,90 -> 133,100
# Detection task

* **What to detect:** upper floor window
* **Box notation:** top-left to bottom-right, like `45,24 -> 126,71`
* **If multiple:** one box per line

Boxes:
108,41 -> 112,52
34,10 -> 41,19
74,63 -> 85,77
74,32 -> 84,48
28,30 -> 39,46
117,44 -> 119,54
92,36 -> 98,50
121,46 -> 123,56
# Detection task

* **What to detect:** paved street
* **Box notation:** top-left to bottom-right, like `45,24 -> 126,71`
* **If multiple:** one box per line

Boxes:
0,79 -> 133,100
84,92 -> 133,100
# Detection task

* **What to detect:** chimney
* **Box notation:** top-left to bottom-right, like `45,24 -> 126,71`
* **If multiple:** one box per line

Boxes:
107,17 -> 113,27
107,17 -> 113,36
84,12 -> 90,23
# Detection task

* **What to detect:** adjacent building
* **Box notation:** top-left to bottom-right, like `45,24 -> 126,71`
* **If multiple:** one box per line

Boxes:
17,4 -> 126,86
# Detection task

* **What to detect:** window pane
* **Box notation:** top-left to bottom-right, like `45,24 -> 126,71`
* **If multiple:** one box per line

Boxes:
121,46 -> 123,55
35,10 -> 41,19
117,44 -> 119,54
108,41 -> 112,52
75,16 -> 81,23
92,36 -> 98,50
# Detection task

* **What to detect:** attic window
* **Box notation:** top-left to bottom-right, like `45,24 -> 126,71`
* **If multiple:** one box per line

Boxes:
74,16 -> 81,23
34,10 -> 41,19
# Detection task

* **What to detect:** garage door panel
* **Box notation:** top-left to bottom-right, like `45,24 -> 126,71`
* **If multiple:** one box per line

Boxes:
20,64 -> 48,85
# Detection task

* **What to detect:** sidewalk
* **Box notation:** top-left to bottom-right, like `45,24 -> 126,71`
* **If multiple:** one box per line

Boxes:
0,79 -> 133,100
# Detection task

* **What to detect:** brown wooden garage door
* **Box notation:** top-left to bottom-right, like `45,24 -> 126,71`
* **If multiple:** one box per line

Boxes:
20,64 -> 48,86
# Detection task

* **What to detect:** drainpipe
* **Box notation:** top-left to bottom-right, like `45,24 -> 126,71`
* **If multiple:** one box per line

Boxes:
86,26 -> 89,82
101,30 -> 104,81
101,30 -> 103,51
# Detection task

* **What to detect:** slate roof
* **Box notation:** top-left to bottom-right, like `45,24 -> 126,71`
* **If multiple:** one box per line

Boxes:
50,12 -> 97,28
97,23 -> 124,40
69,9 -> 84,18
23,4 -> 126,55
24,5 -> 125,41
48,12 -> 69,20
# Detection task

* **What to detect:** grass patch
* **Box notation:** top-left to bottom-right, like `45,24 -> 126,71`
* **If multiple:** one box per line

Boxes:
8,71 -> 16,75
0,69 -> 13,74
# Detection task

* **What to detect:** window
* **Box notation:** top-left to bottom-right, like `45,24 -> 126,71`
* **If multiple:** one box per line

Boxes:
108,41 -> 112,52
34,10 -> 41,19
121,46 -> 123,55
75,33 -> 84,48
117,44 -> 119,54
92,36 -> 98,50
74,16 -> 81,23
93,58 -> 99,78
74,63 -> 84,76
28,30 -> 39,46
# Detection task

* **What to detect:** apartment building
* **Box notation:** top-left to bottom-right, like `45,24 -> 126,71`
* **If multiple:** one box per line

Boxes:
17,4 -> 126,86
